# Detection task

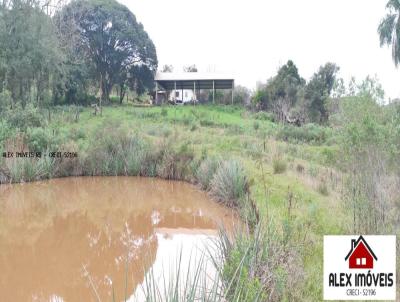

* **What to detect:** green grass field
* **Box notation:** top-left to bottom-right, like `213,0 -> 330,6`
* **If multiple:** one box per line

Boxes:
0,103 -> 351,300
42,104 -> 349,299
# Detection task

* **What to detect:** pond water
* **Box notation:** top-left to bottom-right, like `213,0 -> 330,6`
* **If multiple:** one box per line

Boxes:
0,177 -> 238,302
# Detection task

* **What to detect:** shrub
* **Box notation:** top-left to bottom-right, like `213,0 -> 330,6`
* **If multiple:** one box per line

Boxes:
273,158 -> 287,174
253,121 -> 260,130
157,142 -> 195,180
210,159 -> 248,206
109,96 -> 119,103
182,114 -> 191,125
125,136 -> 153,176
54,141 -> 82,177
253,111 -> 275,122
162,127 -> 172,137
0,89 -> 12,110
84,126 -> 132,175
161,107 -> 168,117
0,120 -> 13,144
196,157 -> 221,190
217,224 -> 304,302
276,123 -> 331,144
308,164 -> 319,177
5,155 -> 55,183
321,146 -> 337,165
296,163 -> 305,173
68,127 -> 86,141
317,182 -> 329,196
190,122 -> 198,131
222,248 -> 265,302
199,119 -> 216,127
226,124 -> 244,135
5,105 -> 44,131
26,127 -> 57,151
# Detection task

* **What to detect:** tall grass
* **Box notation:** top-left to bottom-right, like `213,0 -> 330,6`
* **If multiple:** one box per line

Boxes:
196,156 -> 221,190
272,158 -> 287,174
210,160 -> 248,207
92,222 -> 303,302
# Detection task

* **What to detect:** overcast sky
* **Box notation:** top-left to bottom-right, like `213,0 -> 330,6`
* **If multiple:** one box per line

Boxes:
119,0 -> 400,99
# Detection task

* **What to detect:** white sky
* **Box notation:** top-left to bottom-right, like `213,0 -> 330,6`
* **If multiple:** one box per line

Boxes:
119,0 -> 400,99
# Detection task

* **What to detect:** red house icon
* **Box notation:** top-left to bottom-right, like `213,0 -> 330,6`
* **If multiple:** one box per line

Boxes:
345,235 -> 377,269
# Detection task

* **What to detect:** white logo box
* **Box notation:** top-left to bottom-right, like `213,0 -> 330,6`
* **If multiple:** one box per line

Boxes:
323,235 -> 396,300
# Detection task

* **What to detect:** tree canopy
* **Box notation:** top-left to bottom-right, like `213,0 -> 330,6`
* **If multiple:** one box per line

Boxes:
56,0 -> 157,106
252,60 -> 341,124
305,63 -> 339,122
378,0 -> 400,67
0,0 -> 64,109
0,0 -> 158,110
183,64 -> 198,72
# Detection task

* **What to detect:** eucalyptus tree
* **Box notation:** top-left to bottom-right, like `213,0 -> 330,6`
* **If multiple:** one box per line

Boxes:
56,0 -> 157,110
378,0 -> 400,66
266,60 -> 305,122
161,64 -> 173,72
304,62 -> 339,123
0,0 -> 64,109
183,64 -> 198,72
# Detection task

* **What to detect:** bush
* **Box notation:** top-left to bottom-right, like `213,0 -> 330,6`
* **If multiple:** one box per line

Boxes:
0,120 -> 13,144
109,96 -> 119,103
253,111 -> 275,122
296,163 -> 305,173
190,122 -> 198,131
181,114 -> 191,125
5,105 -> 44,131
199,119 -> 216,127
223,248 -> 265,302
218,224 -> 304,302
321,146 -> 337,165
226,124 -> 244,135
276,123 -> 331,144
210,159 -> 248,206
68,127 -> 86,141
196,157 -> 221,190
161,107 -> 168,117
273,158 -> 287,174
0,89 -> 12,110
83,123 -> 143,176
54,141 -> 82,177
125,136 -> 154,176
317,182 -> 329,196
5,155 -> 55,183
157,142 -> 195,180
253,121 -> 260,130
26,127 -> 57,151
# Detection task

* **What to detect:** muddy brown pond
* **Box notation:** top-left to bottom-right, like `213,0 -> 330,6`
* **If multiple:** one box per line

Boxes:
0,177 -> 238,302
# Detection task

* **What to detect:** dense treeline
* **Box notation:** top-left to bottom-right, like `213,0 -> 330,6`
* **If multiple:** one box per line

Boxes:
250,60 -> 390,125
0,0 -> 157,111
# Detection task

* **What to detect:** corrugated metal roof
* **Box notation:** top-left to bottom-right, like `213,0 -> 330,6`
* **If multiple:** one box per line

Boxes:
155,72 -> 234,81
155,72 -> 234,90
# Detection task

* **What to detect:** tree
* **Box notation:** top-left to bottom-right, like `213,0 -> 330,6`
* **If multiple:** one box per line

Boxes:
232,85 -> 251,105
267,60 -> 305,122
339,95 -> 398,233
183,64 -> 198,72
378,0 -> 400,67
0,0 -> 64,109
161,64 -> 173,72
304,62 -> 339,123
251,84 -> 269,110
356,75 -> 385,103
128,64 -> 154,97
57,0 -> 157,111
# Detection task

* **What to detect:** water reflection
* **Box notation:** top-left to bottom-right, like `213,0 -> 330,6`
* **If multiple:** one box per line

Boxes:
0,177 -> 237,302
